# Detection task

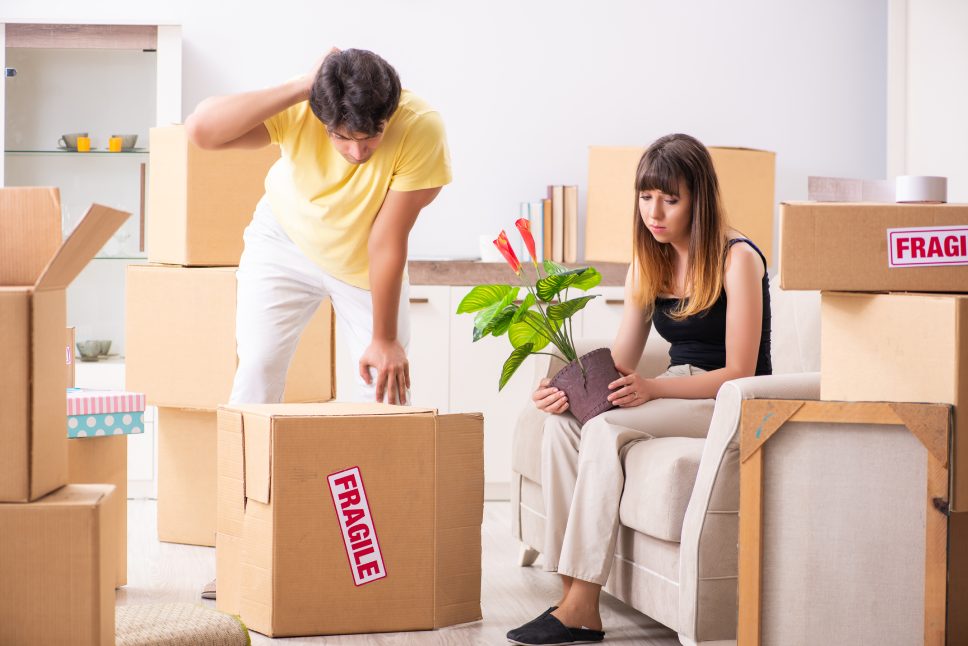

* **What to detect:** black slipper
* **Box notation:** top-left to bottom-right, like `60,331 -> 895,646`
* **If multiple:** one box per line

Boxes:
506,609 -> 605,645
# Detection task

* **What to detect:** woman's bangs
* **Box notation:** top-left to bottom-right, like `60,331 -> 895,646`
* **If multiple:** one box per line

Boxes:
636,155 -> 682,197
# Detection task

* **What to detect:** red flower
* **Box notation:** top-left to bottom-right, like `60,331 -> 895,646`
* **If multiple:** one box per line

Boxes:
515,218 -> 537,264
494,231 -> 522,274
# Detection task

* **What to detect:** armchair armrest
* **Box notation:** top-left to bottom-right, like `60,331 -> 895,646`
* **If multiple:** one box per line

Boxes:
676,372 -> 821,643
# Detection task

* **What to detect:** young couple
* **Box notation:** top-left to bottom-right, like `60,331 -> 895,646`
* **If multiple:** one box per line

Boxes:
186,48 -> 771,645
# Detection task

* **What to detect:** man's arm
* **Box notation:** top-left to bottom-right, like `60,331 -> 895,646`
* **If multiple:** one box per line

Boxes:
361,186 -> 443,404
184,52 -> 333,150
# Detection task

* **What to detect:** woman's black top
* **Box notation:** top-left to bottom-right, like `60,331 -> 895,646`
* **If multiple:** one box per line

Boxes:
650,238 -> 772,376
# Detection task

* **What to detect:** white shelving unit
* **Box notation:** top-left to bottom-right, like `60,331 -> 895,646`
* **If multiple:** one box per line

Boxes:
3,22 -> 182,497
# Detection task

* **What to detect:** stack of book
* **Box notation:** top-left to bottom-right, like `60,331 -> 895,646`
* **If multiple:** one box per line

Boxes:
518,184 -> 579,263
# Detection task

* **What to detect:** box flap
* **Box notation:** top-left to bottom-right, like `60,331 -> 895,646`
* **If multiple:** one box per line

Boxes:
243,413 -> 273,504
0,187 -> 62,286
34,204 -> 130,291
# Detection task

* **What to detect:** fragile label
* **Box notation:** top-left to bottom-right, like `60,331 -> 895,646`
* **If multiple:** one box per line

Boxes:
887,225 -> 968,267
327,466 -> 387,586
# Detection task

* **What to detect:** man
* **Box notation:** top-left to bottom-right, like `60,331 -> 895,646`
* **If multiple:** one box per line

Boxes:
185,49 -> 450,600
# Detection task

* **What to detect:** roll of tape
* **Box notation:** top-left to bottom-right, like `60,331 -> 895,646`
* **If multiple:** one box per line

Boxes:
896,175 -> 947,203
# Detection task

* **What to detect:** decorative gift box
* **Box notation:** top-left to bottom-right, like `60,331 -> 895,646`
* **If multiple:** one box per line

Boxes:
67,388 -> 146,438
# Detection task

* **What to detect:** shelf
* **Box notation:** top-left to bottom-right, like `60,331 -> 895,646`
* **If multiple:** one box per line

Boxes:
5,149 -> 148,156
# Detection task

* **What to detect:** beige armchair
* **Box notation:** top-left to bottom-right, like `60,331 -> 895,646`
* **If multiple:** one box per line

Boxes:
509,277 -> 821,645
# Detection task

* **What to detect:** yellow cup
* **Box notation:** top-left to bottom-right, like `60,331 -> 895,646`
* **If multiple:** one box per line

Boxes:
76,136 -> 91,152
108,136 -> 122,153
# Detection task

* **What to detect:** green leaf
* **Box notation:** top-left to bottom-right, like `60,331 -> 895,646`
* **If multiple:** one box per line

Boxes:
471,288 -> 519,341
513,293 -> 536,322
499,343 -> 533,390
535,267 -> 602,301
547,295 -> 599,321
570,267 -> 602,290
457,285 -> 514,314
543,259 -> 569,275
484,305 -> 517,338
508,311 -> 556,352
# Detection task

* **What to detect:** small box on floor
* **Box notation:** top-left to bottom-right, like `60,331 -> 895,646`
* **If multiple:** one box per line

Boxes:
0,188 -> 128,502
216,403 -> 484,637
0,484 -> 116,646
157,407 -> 217,547
66,388 -> 146,586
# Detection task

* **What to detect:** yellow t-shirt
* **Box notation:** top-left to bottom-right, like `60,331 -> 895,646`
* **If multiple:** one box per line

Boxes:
263,90 -> 451,289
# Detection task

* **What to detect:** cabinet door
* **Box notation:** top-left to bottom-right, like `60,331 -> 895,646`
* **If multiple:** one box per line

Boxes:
449,286 -> 548,494
581,286 -> 626,341
406,285 -> 450,411
335,285 -> 450,410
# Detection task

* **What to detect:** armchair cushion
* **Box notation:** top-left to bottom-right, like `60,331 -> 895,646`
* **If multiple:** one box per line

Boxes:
620,437 -> 705,542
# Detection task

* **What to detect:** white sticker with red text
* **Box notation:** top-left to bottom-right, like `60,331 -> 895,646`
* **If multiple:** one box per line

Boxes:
887,225 -> 968,268
327,466 -> 387,586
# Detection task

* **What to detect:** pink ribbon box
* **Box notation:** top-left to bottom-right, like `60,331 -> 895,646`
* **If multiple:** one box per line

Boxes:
67,388 -> 146,438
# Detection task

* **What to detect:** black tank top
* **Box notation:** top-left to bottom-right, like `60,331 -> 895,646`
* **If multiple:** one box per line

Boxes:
651,238 -> 772,376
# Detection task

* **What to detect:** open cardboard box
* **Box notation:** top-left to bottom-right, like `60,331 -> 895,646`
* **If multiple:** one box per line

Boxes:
0,187 -> 129,501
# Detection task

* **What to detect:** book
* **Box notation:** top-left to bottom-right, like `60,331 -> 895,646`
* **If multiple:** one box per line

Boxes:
564,185 -> 578,263
542,198 -> 552,263
548,185 -> 565,262
529,200 -> 544,262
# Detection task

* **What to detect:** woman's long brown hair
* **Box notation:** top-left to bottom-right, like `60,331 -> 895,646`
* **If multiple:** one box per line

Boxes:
631,133 -> 728,321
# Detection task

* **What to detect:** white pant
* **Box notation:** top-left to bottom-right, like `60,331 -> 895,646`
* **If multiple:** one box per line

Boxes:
230,196 -> 410,405
540,364 -> 715,585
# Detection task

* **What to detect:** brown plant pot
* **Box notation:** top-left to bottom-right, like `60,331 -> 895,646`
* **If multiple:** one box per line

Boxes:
549,347 -> 621,426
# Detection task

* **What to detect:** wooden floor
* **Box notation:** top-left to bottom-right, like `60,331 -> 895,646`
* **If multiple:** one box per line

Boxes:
118,500 -> 680,645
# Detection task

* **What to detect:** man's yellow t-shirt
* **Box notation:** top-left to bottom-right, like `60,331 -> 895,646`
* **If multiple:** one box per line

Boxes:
263,90 -> 451,289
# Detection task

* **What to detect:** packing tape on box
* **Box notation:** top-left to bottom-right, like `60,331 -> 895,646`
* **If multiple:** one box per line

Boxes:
896,176 -> 947,203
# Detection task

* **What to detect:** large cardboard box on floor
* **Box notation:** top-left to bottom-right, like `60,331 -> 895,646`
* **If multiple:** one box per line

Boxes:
0,484 -> 116,646
821,291 -> 968,510
585,146 -> 776,264
157,407 -> 218,546
0,188 -> 129,502
216,403 -> 484,637
780,202 -> 968,291
125,264 -> 335,411
147,125 -> 280,266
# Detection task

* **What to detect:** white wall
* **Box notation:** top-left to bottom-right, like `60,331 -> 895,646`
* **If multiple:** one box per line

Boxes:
6,0 -> 888,260
903,0 -> 968,202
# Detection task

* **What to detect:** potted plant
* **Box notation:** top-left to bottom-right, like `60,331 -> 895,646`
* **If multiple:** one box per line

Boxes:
457,218 -> 620,425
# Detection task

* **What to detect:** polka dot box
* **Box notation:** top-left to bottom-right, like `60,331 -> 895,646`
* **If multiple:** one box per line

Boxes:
67,388 -> 146,438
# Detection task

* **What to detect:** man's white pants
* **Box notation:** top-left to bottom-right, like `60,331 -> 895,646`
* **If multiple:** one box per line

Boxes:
229,196 -> 410,405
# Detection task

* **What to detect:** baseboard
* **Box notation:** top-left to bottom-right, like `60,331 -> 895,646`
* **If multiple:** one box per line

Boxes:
485,481 -> 510,501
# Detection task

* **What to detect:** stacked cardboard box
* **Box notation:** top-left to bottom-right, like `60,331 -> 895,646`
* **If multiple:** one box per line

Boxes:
585,146 -> 776,265
126,127 -> 336,546
216,403 -> 484,637
778,201 -> 968,642
0,187 -> 128,642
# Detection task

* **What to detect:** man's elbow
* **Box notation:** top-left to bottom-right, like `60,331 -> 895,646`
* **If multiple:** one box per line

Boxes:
184,113 -> 217,150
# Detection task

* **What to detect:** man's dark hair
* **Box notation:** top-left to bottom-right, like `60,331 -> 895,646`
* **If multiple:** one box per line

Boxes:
309,49 -> 401,137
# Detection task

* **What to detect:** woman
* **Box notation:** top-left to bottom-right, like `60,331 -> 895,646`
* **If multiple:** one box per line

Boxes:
506,133 -> 771,645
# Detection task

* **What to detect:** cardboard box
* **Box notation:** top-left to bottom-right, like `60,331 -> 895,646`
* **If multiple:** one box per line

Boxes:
738,399 -> 958,645
779,202 -> 968,291
68,435 -> 127,587
125,264 -> 335,411
0,484 -> 116,646
216,403 -> 483,637
0,186 -> 62,285
147,126 -> 280,266
585,146 -> 775,264
0,191 -> 129,502
820,291 -> 968,510
157,407 -> 217,546
67,326 -> 76,387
